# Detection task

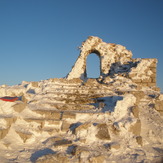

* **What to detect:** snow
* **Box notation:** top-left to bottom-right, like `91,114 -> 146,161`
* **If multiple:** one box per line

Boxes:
0,77 -> 162,163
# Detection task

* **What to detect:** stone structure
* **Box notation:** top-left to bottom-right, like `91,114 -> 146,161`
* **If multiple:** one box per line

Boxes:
0,36 -> 162,163
67,36 -> 158,89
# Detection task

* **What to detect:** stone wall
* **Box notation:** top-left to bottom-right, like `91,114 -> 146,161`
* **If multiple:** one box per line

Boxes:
67,36 -> 158,90
67,36 -> 132,80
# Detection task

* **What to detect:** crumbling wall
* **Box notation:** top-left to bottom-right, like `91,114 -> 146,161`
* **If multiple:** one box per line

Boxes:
67,36 -> 132,79
129,58 -> 157,87
67,36 -> 158,89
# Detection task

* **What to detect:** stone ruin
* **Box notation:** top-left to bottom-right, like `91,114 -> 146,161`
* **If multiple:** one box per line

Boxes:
67,36 -> 158,89
0,36 -> 163,163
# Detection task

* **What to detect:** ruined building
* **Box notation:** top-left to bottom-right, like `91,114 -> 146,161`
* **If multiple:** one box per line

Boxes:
0,36 -> 162,163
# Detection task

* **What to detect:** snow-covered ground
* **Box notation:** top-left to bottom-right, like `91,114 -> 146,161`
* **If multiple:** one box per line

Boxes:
0,77 -> 163,163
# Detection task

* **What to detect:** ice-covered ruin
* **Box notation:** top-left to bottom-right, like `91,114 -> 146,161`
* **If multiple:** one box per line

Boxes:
0,36 -> 162,163
67,36 -> 158,89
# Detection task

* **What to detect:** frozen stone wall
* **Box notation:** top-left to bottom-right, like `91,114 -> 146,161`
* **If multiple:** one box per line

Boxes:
67,36 -> 158,90
67,36 -> 132,80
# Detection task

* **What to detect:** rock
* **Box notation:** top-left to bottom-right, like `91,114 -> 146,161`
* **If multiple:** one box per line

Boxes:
129,120 -> 141,136
31,81 -> 39,87
5,117 -> 17,127
89,155 -> 105,163
36,153 -> 70,163
53,138 -> 72,147
33,110 -> 61,120
74,122 -> 92,134
61,121 -> 71,132
155,100 -> 163,111
136,136 -> 143,146
62,112 -> 76,119
13,103 -> 27,113
131,105 -> 139,118
0,128 -> 9,139
16,131 -> 32,143
110,124 -> 120,135
110,143 -> 120,150
96,124 -> 110,140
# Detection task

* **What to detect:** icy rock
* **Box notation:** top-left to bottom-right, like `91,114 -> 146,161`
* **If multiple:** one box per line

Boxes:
95,123 -> 110,140
130,105 -> 139,118
89,155 -> 105,163
0,128 -> 9,139
36,153 -> 70,163
12,103 -> 27,113
53,139 -> 72,147
129,120 -> 141,136
110,143 -> 120,150
4,117 -> 17,128
62,112 -> 76,120
16,131 -> 32,143
61,121 -> 71,132
136,136 -> 143,146
33,110 -> 61,120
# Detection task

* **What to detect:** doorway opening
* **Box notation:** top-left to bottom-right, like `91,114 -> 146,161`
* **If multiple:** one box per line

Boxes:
86,53 -> 101,78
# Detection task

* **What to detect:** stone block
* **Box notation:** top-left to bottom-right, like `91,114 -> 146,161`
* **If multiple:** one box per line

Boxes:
16,131 -> 32,143
150,73 -> 156,78
53,138 -> 72,147
46,120 -> 61,126
5,117 -> 17,127
141,83 -> 148,87
89,155 -> 105,163
141,78 -> 151,83
74,122 -> 92,134
133,91 -> 145,103
110,124 -> 120,135
36,153 -> 70,163
129,120 -> 141,136
150,62 -> 157,68
0,128 -> 9,139
155,100 -> 163,111
62,112 -> 76,119
131,105 -> 139,118
158,110 -> 163,116
150,67 -> 156,73
136,136 -> 143,146
21,95 -> 28,103
44,128 -> 59,135
24,118 -> 45,129
155,87 -> 160,92
33,110 -> 61,120
13,103 -> 27,113
151,78 -> 156,83
96,124 -> 110,140
61,121 -> 71,132
128,73 -> 135,78
132,79 -> 142,83
31,81 -> 39,87
148,83 -> 156,87
110,143 -> 120,150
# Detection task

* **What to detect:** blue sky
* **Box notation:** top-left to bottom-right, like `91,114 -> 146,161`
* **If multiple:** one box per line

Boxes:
0,0 -> 163,91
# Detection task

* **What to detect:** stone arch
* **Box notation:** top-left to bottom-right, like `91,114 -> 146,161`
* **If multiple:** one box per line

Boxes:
66,36 -> 133,80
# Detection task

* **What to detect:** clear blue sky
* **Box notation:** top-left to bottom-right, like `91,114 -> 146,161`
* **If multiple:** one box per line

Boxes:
0,0 -> 163,91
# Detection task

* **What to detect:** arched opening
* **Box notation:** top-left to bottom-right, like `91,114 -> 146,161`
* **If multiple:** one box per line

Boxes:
86,53 -> 101,78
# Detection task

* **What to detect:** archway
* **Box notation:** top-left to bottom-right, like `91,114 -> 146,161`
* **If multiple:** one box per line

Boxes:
86,53 -> 101,78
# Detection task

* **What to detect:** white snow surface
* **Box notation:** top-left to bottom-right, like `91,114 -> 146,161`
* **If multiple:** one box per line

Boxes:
0,78 -> 163,163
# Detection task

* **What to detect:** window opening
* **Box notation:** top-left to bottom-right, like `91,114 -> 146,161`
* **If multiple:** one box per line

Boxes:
86,53 -> 100,78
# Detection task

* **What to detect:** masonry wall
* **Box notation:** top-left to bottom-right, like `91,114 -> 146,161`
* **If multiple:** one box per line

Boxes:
128,58 -> 158,90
